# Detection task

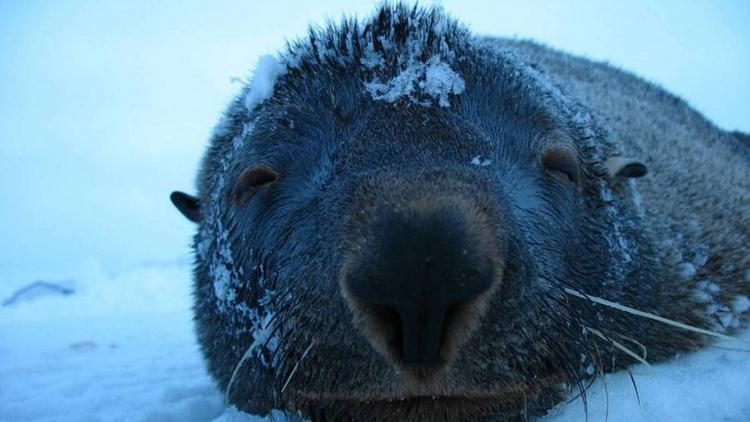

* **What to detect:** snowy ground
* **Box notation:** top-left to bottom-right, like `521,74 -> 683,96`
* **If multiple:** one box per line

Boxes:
1,261 -> 749,422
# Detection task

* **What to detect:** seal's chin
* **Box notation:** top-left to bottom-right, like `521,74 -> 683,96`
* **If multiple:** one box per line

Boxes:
293,394 -> 516,422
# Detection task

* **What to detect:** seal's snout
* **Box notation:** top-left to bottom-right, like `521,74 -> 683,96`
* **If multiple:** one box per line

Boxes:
342,197 -> 500,370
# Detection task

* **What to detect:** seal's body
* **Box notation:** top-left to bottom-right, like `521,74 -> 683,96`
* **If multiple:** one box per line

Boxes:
171,5 -> 750,421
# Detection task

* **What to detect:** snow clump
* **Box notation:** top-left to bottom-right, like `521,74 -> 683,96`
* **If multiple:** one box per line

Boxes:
244,54 -> 287,112
365,56 -> 465,107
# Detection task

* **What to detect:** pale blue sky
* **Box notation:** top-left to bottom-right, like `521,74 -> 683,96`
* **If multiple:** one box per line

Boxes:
1,1 -> 748,283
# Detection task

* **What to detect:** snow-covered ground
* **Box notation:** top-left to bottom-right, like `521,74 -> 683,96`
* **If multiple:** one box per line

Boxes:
1,1 -> 749,421
0,262 -> 216,422
1,262 -> 749,421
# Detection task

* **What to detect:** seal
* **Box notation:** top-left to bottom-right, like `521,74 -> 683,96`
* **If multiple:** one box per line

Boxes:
170,4 -> 750,420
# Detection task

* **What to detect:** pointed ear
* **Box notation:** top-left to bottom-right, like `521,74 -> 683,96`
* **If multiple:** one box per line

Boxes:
170,191 -> 201,223
604,157 -> 647,179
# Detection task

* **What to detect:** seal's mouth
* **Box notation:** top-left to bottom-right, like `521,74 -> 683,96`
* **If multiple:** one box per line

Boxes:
289,370 -> 567,420
292,392 -> 531,421
296,387 -> 533,404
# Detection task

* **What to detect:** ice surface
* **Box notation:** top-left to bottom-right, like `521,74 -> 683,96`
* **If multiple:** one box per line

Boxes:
541,331 -> 750,422
1,261 -> 749,421
0,262 -> 270,422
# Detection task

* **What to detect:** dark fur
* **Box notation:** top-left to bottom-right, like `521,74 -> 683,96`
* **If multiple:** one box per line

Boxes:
173,4 -> 750,421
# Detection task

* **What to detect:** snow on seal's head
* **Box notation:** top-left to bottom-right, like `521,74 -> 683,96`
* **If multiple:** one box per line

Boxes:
281,4 -> 468,108
170,2 -> 750,421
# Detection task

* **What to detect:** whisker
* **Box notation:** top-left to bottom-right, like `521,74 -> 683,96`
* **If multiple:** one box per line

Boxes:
585,326 -> 651,367
565,288 -> 750,345
616,333 -> 648,361
626,368 -> 641,406
281,341 -> 316,393
225,316 -> 278,404
593,343 -> 609,422
709,345 -> 750,353
225,340 -> 259,405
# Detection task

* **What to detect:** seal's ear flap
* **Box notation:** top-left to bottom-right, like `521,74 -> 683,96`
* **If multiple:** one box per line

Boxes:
604,157 -> 648,179
170,191 -> 201,223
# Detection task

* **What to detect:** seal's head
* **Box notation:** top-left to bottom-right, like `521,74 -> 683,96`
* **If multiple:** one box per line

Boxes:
170,4 -> 701,421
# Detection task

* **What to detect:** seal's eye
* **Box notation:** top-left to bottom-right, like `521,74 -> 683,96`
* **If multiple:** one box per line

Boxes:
541,148 -> 580,186
231,164 -> 278,206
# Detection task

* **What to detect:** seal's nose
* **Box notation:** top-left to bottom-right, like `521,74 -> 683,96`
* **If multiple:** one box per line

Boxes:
344,202 -> 497,367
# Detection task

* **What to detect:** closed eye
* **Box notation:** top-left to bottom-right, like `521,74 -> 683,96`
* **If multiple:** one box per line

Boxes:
231,164 -> 279,206
541,147 -> 580,186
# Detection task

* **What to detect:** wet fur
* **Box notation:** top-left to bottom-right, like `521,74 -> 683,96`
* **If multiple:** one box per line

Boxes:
183,4 -> 750,421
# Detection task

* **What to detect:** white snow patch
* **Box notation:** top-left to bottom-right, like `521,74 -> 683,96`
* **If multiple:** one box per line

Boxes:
420,60 -> 466,107
210,230 -> 238,303
470,155 -> 492,166
244,55 -> 287,112
364,57 -> 465,107
212,260 -> 236,302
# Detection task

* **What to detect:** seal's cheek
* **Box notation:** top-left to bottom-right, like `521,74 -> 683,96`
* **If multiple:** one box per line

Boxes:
339,195 -> 502,377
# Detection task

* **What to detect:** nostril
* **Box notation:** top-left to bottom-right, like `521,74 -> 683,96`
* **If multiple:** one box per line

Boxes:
398,304 -> 448,366
370,304 -> 403,357
353,295 -> 484,367
358,302 -> 449,366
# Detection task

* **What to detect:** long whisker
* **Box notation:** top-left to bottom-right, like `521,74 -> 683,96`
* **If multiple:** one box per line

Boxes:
225,340 -> 259,405
626,368 -> 641,406
592,343 -> 609,422
281,341 -> 316,393
225,317 -> 278,404
565,288 -> 750,345
708,345 -> 750,353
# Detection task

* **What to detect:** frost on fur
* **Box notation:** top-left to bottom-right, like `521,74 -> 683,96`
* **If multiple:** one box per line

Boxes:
280,4 -> 471,108
364,57 -> 465,107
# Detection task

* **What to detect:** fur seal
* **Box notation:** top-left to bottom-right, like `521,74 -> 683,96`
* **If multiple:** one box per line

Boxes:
171,4 -> 749,420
